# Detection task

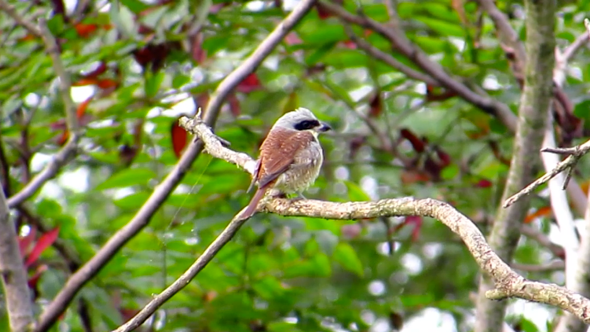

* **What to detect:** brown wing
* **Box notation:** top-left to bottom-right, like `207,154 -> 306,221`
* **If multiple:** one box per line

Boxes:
256,129 -> 315,189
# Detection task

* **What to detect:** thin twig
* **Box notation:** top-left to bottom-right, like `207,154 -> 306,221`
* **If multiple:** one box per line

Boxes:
0,0 -> 42,37
561,30 -> 590,63
7,19 -> 80,209
35,1 -> 317,330
39,18 -> 78,134
7,139 -> 77,208
474,0 -> 526,74
503,139 -> 590,208
343,25 -> 438,85
112,211 -> 251,332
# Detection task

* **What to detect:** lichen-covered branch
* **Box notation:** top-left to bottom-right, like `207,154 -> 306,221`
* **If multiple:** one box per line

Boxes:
474,1 -> 556,331
173,112 -> 590,324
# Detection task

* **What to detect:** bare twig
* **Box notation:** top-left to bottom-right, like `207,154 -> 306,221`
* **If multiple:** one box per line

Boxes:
503,139 -> 590,208
0,185 -> 34,331
113,211 -> 251,332
35,1 -> 317,330
561,29 -> 589,64
320,1 -> 518,132
343,26 -> 438,85
7,19 -> 80,209
171,114 -> 590,323
0,0 -> 42,37
474,0 -> 526,74
39,18 -> 78,134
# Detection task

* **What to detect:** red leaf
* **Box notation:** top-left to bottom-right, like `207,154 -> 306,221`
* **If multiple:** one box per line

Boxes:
392,216 -> 423,242
368,93 -> 382,117
18,227 -> 37,258
476,179 -> 493,188
25,227 -> 60,267
171,118 -> 188,158
236,73 -> 261,93
27,265 -> 48,288
524,206 -> 552,224
316,3 -> 332,19
228,93 -> 241,117
341,40 -> 356,49
399,129 -> 426,153
434,147 -> 451,167
72,78 -> 99,86
191,33 -> 207,63
97,79 -> 118,89
77,97 -> 92,119
57,129 -> 69,146
210,3 -> 230,13
82,62 -> 107,79
408,216 -> 423,242
75,23 -> 99,38
284,32 -> 302,46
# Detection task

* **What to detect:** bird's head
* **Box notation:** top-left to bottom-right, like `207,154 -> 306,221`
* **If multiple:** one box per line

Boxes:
272,108 -> 331,134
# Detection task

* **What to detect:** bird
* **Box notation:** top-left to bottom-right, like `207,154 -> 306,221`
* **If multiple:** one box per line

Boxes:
239,108 -> 331,218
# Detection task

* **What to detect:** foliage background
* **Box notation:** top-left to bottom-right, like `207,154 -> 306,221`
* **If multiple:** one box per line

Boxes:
1,0 -> 588,331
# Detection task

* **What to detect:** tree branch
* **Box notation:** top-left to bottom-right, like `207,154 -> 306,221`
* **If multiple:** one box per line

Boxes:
7,19 -> 79,209
39,18 -> 78,134
503,139 -> 590,208
112,210 -> 251,332
474,0 -> 526,75
320,1 -> 518,132
0,0 -> 42,37
342,26 -> 438,86
474,1 -> 556,331
0,184 -> 34,331
143,112 -> 590,326
35,1 -> 317,330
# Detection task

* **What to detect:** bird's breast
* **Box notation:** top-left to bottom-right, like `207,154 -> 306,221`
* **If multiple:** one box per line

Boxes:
274,141 -> 323,193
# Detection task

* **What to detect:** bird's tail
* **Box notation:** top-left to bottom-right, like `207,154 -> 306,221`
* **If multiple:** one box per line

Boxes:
238,188 -> 266,219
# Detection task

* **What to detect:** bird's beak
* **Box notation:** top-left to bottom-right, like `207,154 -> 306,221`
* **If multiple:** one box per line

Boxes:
319,122 -> 332,132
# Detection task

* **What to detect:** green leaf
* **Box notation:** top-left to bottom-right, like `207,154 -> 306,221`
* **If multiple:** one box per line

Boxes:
35,199 -> 63,219
113,192 -> 149,209
333,242 -> 364,277
96,168 -> 157,190
574,99 -> 590,123
145,71 -> 166,98
309,252 -> 332,277
343,180 -> 371,201
252,276 -> 284,300
110,1 -> 137,40
120,0 -> 150,13
172,74 -> 191,89
315,230 -> 338,256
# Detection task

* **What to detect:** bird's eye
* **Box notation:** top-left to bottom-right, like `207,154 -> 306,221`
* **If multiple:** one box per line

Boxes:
294,120 -> 320,130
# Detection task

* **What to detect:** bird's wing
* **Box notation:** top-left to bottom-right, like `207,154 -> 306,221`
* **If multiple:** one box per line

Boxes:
257,130 -> 315,189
